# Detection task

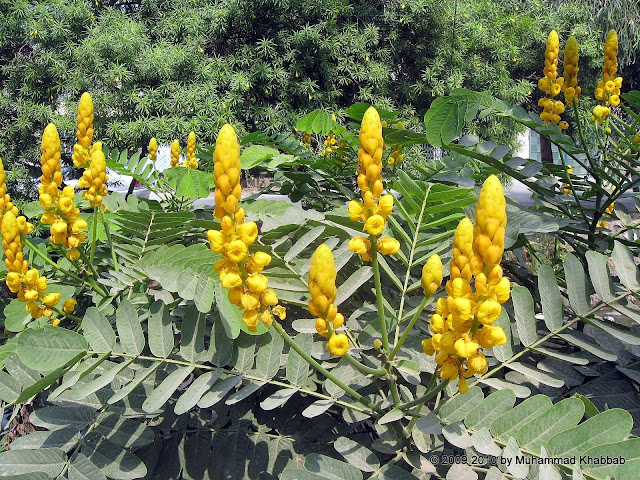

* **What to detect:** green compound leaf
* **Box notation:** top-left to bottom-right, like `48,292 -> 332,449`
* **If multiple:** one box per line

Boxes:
611,241 -> 640,290
490,394 -> 553,441
148,300 -> 174,358
256,329 -> 285,380
464,389 -> 516,430
439,386 -> 484,423
82,307 -> 116,352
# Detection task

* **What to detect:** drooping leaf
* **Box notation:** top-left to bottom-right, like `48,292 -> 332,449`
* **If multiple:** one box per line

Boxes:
82,308 -> 116,352
142,365 -> 195,413
563,254 -> 591,316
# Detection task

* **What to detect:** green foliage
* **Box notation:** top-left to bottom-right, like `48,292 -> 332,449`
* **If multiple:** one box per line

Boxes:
0,0 -> 604,200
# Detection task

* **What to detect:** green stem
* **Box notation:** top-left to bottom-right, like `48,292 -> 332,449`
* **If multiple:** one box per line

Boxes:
76,249 -> 107,297
344,353 -> 387,377
100,210 -> 119,272
90,207 -> 98,264
393,185 -> 431,347
271,321 -> 383,415
92,350 -> 374,414
389,296 -> 429,361
51,305 -> 82,323
399,378 -> 449,410
573,102 -> 595,168
370,235 -> 389,354
23,238 -> 85,285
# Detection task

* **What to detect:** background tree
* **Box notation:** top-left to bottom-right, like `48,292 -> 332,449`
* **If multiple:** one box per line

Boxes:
1,0 -> 605,200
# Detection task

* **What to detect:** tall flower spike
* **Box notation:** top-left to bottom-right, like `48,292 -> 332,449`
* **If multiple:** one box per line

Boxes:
185,131 -> 198,170
39,124 -> 87,261
78,144 -> 108,207
348,106 -> 399,259
39,123 -> 63,211
423,176 -> 509,394
72,92 -> 94,168
593,30 -> 622,123
213,124 -> 242,221
538,31 -> 567,130
0,158 -> 18,224
170,140 -> 180,167
207,124 -> 284,332
562,36 -> 581,106
472,175 -> 506,273
1,210 -> 59,320
308,244 -> 348,356
148,138 -> 158,162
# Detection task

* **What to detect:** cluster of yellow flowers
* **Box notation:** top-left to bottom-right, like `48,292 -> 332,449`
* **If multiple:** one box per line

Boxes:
207,124 -> 285,331
171,140 -> 180,167
70,93 -> 109,209
322,134 -> 337,157
185,131 -> 199,170
308,244 -> 349,356
72,92 -> 94,168
39,124 -> 87,261
538,31 -> 568,130
148,137 -> 158,162
561,36 -> 581,106
77,145 -> 108,208
388,144 -> 403,165
593,30 -> 622,123
348,107 -> 400,259
0,159 -> 18,224
422,175 -> 510,394
1,161 -> 75,320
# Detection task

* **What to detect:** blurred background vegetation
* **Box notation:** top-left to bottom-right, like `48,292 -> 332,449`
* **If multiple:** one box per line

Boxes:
0,0 -> 637,201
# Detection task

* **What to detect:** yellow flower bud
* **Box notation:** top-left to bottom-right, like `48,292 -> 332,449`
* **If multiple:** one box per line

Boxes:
422,337 -> 435,356
62,298 -> 77,314
476,325 -> 507,348
421,254 -> 443,296
454,334 -> 479,358
476,300 -> 501,325
467,352 -> 488,375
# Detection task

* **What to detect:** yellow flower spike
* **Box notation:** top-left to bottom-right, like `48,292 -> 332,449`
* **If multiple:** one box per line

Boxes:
186,131 -> 198,170
148,137 -> 158,162
170,139 -> 180,167
40,123 -> 63,205
212,124 -> 241,220
449,217 -> 474,283
421,254 -> 443,296
308,244 -> 337,314
78,146 -> 108,207
473,175 -> 507,271
562,36 -> 581,106
327,333 -> 349,357
72,92 -> 94,168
